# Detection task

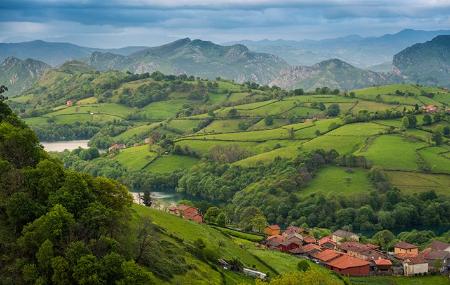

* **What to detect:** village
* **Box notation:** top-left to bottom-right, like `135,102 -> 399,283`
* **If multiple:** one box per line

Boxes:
147,201 -> 450,280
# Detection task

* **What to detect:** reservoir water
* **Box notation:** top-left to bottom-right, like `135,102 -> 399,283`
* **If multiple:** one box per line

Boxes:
41,140 -> 90,152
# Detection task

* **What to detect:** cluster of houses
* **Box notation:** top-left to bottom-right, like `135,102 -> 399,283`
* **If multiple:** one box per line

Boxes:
263,226 -> 450,277
168,204 -> 204,223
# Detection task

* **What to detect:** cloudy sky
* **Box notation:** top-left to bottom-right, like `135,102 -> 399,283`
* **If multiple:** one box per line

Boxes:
1,0 -> 450,47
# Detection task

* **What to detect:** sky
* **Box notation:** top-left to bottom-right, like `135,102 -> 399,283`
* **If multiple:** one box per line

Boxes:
1,0 -> 450,48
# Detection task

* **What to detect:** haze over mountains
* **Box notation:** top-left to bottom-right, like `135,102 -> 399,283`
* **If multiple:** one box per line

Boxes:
1,29 -> 450,96
228,29 -> 450,69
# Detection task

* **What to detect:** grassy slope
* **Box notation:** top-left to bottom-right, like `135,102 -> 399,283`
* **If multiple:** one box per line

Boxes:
114,145 -> 158,170
300,166 -> 374,197
145,155 -> 199,173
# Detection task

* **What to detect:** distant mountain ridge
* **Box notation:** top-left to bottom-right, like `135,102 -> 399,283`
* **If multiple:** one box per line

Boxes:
270,59 -> 396,90
228,29 -> 450,67
0,40 -> 148,66
0,57 -> 50,96
393,35 -> 450,87
86,38 -> 289,84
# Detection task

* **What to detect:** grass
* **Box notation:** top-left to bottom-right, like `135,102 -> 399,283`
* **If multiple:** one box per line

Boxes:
114,123 -> 162,141
357,135 -> 427,171
200,119 -> 247,133
417,146 -> 450,174
114,145 -> 158,170
351,276 -> 450,285
133,205 -> 274,274
385,171 -> 450,195
145,155 -> 199,173
140,99 -> 189,120
50,103 -> 134,118
302,134 -> 366,155
166,119 -> 200,133
300,166 -> 374,197
212,227 -> 264,243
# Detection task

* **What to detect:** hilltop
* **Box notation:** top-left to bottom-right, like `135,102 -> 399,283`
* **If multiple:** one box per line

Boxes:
270,59 -> 395,90
394,35 -> 450,87
87,38 -> 289,84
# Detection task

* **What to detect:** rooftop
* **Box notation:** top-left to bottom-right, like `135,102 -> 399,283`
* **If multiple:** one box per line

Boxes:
312,249 -> 342,262
333,229 -> 357,238
395,241 -> 418,250
327,254 -> 370,269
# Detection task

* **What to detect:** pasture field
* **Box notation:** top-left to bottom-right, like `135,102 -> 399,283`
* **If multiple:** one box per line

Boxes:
350,101 -> 400,113
418,146 -> 450,174
301,133 -> 367,154
234,144 -> 302,167
200,119 -> 247,133
326,122 -> 387,136
52,113 -> 122,124
113,144 -> 158,170
113,122 -> 162,141
140,99 -> 189,119
228,92 -> 250,102
249,118 -> 289,130
185,126 -> 294,141
166,119 -> 200,133
300,166 -> 374,197
49,103 -> 134,118
77,96 -> 97,104
145,154 -> 199,173
284,95 -> 355,103
384,171 -> 450,195
357,135 -> 427,171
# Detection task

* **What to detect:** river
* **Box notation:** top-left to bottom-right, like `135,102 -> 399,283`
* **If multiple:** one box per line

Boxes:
41,140 -> 90,152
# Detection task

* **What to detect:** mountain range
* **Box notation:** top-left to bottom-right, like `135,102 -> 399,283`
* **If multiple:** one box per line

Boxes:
0,40 -> 147,66
270,59 -> 396,91
1,31 -> 450,96
86,38 -> 288,85
228,29 -> 450,68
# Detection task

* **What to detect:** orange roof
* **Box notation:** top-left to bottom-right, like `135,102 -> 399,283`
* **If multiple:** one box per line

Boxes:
395,253 -> 418,260
374,258 -> 392,266
312,249 -> 342,262
267,224 -> 280,230
395,241 -> 418,250
302,243 -> 321,253
177,204 -> 194,211
326,255 -> 370,269
319,236 -> 335,246
267,235 -> 283,242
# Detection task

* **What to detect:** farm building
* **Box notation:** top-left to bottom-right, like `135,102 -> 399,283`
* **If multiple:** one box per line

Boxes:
283,226 -> 303,236
108,143 -> 126,153
421,241 -> 450,272
337,241 -> 386,262
243,268 -> 267,280
66,100 -> 73,107
394,241 -> 419,256
299,243 -> 322,256
264,225 -> 281,236
326,254 -> 370,276
403,255 -> 428,276
374,258 -> 392,273
318,236 -> 336,249
311,249 -> 342,263
422,104 -> 438,113
332,230 -> 359,244
168,204 -> 203,223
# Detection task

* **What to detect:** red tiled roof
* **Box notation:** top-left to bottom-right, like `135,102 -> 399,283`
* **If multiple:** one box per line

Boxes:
374,258 -> 392,266
312,249 -> 342,262
404,255 -> 427,265
318,236 -> 335,246
327,255 -> 370,269
395,241 -> 418,250
303,236 -> 316,244
177,204 -> 194,211
301,243 -> 321,253
428,240 -> 450,251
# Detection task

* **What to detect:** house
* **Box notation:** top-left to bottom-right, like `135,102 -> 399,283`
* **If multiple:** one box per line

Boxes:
66,100 -> 73,107
284,233 -> 303,245
299,244 -> 322,256
403,255 -> 428,276
326,254 -> 370,276
283,226 -> 303,236
108,143 -> 126,153
311,249 -> 342,263
303,236 -> 316,244
318,236 -> 336,249
264,225 -> 281,236
422,104 -> 438,113
421,241 -> 450,272
394,241 -> 419,256
168,204 -> 203,223
338,241 -> 386,262
279,239 -> 302,252
374,258 -> 392,273
265,235 -> 284,249
332,230 -> 359,244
